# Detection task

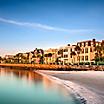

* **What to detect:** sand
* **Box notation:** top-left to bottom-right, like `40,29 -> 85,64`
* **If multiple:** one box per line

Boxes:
36,70 -> 104,104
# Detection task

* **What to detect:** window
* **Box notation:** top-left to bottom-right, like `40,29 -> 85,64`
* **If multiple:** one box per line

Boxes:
77,56 -> 80,61
64,49 -> 68,52
85,48 -> 88,53
82,48 -> 84,53
90,48 -> 92,52
85,56 -> 88,61
77,43 -> 80,47
84,42 -> 86,47
85,42 -> 88,46
80,43 -> 82,47
64,55 -> 68,58
88,41 -> 91,46
70,48 -> 72,52
82,56 -> 84,61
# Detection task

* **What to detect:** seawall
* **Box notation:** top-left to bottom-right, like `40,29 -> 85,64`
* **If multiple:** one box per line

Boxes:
0,63 -> 104,71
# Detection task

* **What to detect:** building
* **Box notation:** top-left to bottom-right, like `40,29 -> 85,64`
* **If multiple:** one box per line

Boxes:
57,39 -> 104,65
5,55 -> 14,59
57,44 -> 77,65
77,39 -> 102,64
28,52 -> 34,63
44,48 -> 58,64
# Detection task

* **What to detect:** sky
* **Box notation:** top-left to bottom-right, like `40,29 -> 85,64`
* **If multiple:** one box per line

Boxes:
0,0 -> 104,56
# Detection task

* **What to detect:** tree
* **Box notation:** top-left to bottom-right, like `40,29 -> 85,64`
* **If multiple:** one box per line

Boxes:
58,49 -> 63,56
70,51 -> 76,64
55,58 -> 59,65
34,48 -> 44,64
0,56 -> 2,63
75,45 -> 81,64
48,53 -> 52,64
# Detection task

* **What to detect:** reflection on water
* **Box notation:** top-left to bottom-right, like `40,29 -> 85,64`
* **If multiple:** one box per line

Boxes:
0,67 -> 80,104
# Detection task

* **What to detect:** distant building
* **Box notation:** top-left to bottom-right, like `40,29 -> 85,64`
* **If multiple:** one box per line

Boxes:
3,39 -> 104,65
28,52 -> 34,63
5,55 -> 14,59
3,55 -> 14,63
77,39 -> 102,64
44,48 -> 58,64
57,45 -> 76,65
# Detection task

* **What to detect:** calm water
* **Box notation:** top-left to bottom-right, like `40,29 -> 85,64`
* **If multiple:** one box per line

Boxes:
0,68 -> 80,104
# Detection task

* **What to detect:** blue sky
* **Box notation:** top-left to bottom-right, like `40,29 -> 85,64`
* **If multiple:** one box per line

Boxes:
0,0 -> 104,56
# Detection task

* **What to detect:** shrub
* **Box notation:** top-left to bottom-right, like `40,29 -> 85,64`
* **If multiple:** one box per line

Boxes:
98,62 -> 104,65
79,62 -> 84,65
73,63 -> 78,65
85,62 -> 90,65
91,62 -> 97,65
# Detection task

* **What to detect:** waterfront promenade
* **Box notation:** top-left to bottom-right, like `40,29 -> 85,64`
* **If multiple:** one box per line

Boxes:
0,63 -> 104,71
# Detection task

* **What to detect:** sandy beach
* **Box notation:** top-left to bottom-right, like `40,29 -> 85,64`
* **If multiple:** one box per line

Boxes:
37,70 -> 104,104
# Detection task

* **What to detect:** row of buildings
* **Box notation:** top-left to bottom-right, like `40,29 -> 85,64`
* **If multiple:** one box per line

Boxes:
1,39 -> 104,65
58,39 -> 104,65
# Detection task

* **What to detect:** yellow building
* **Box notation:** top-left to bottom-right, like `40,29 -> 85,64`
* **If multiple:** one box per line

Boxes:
57,44 -> 77,65
77,39 -> 102,64
44,48 -> 58,64
57,39 -> 104,65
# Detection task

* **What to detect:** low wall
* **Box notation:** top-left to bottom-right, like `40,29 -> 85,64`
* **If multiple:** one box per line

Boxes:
0,63 -> 104,71
0,63 -> 70,70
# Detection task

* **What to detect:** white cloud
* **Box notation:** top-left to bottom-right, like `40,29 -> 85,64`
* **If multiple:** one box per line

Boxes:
0,17 -> 92,33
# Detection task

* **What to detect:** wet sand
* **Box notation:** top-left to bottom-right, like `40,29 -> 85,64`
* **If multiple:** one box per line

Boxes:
37,70 -> 104,104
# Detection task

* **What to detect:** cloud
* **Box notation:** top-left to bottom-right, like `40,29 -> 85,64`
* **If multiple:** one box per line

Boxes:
0,17 -> 92,33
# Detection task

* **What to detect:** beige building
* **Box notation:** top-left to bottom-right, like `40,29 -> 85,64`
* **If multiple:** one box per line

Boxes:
57,44 -> 77,65
77,39 -> 102,64
57,39 -> 104,65
44,48 -> 58,64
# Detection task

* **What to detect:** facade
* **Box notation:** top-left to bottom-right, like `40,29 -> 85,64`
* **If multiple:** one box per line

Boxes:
44,48 -> 58,64
2,39 -> 104,65
77,39 -> 102,64
28,52 -> 33,63
102,40 -> 104,57
57,39 -> 104,65
57,44 -> 77,65
5,55 -> 14,59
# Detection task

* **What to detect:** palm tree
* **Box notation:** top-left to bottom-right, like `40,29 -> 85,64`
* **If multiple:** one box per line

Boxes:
70,51 -> 76,64
58,49 -> 63,57
48,53 -> 52,64
75,45 -> 81,64
39,49 -> 44,64
34,48 -> 44,64
0,56 -> 2,63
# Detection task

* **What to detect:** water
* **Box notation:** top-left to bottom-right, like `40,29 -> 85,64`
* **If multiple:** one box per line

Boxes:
0,68 -> 80,104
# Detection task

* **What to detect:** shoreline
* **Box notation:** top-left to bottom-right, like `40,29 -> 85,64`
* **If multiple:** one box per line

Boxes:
0,63 -> 104,71
35,71 -> 86,104
36,70 -> 104,104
